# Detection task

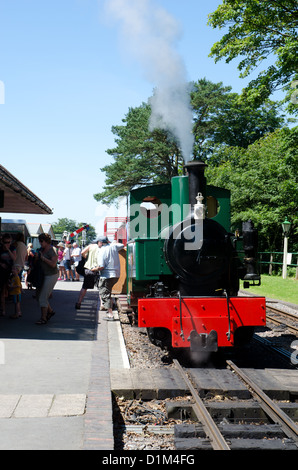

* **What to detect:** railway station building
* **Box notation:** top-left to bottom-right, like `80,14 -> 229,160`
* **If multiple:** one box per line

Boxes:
0,164 -> 53,236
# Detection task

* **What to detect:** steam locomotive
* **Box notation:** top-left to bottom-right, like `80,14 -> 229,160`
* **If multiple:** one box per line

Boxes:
124,160 -> 266,352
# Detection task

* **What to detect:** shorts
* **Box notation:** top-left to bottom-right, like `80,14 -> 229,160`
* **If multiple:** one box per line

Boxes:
83,269 -> 97,290
64,260 -> 72,271
12,294 -> 21,304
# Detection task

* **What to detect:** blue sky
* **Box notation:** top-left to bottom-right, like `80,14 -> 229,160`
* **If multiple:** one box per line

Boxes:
0,0 -> 266,236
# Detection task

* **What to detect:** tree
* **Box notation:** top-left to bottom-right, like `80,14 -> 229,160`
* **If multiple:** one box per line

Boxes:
190,79 -> 233,158
208,0 -> 298,111
190,78 -> 286,157
206,126 -> 298,252
52,218 -> 96,245
52,218 -> 77,235
94,103 -> 183,205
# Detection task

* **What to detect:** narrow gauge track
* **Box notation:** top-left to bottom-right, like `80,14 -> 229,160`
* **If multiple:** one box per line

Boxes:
173,359 -> 298,450
174,359 -> 230,450
266,304 -> 298,335
115,301 -> 298,449
253,303 -> 298,367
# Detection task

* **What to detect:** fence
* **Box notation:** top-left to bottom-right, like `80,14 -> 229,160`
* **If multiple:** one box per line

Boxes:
259,252 -> 298,279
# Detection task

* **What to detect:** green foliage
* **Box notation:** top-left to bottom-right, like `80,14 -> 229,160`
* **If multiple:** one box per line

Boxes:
208,0 -> 298,112
52,218 -> 96,244
206,126 -> 298,252
191,78 -> 286,157
52,218 -> 77,234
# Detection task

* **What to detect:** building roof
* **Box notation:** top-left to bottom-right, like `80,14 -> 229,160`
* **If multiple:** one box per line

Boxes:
26,222 -> 56,240
26,222 -> 44,237
41,223 -> 55,239
0,165 -> 53,215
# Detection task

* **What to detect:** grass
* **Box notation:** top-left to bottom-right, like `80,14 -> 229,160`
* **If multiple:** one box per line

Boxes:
243,274 -> 298,305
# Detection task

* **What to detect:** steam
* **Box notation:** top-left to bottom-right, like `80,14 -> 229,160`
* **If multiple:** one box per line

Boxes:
103,0 -> 194,161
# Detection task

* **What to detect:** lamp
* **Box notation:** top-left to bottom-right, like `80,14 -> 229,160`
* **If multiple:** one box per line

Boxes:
281,217 -> 291,279
282,217 -> 291,236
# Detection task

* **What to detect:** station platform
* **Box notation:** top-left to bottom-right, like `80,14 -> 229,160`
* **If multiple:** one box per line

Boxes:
0,280 -> 113,450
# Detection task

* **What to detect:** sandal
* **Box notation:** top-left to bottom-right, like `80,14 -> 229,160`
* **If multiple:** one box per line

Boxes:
35,318 -> 47,325
103,315 -> 114,321
47,310 -> 55,321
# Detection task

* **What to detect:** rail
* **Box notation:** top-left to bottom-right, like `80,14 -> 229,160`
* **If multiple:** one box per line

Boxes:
173,359 -> 230,450
266,305 -> 298,335
227,360 -> 298,446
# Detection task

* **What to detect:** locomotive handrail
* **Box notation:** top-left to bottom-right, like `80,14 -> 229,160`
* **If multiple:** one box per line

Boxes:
178,291 -> 185,342
224,290 -> 231,341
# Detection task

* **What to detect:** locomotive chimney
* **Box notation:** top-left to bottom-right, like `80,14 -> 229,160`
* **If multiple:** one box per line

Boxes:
184,160 -> 207,208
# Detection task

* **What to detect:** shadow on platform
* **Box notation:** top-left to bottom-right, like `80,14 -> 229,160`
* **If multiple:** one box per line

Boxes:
0,282 -> 99,342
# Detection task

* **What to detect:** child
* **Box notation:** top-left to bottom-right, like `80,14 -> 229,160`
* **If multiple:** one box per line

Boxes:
8,266 -> 22,319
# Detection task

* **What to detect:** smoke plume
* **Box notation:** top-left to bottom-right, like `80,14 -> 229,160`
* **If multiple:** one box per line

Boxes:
103,0 -> 194,161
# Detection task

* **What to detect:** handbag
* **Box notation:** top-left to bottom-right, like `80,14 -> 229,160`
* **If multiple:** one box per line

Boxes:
75,257 -> 86,276
27,257 -> 44,289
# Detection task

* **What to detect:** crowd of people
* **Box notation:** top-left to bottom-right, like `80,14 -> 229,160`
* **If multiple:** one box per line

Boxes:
0,232 -> 124,325
57,241 -> 82,282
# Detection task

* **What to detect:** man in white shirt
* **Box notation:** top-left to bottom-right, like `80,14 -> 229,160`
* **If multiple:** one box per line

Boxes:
95,237 -> 124,320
